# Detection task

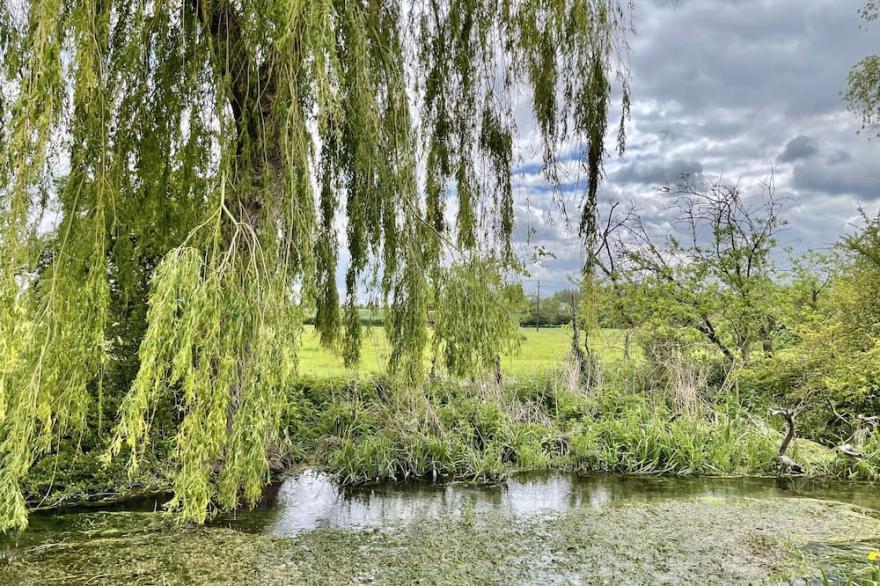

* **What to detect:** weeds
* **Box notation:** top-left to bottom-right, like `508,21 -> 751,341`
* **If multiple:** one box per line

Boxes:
286,362 -> 791,485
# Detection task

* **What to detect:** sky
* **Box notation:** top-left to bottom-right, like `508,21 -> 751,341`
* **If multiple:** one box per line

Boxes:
511,0 -> 879,293
23,0 -> 878,299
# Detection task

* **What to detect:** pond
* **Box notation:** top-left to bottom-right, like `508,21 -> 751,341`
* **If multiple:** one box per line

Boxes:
3,471 -> 880,584
211,471 -> 880,535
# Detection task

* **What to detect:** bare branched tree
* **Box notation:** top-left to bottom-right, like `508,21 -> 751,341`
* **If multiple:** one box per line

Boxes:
614,173 -> 788,364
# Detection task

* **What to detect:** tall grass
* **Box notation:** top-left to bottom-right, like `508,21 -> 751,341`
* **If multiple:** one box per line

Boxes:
825,430 -> 880,481
283,359 -> 784,485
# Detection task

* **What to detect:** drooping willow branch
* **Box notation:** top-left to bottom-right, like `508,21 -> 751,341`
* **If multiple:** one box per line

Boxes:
0,0 -> 632,528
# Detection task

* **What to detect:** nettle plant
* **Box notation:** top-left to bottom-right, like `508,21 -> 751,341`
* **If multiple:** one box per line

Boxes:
0,0 -> 631,528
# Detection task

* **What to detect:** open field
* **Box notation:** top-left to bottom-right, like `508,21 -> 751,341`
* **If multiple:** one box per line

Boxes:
296,326 -> 631,378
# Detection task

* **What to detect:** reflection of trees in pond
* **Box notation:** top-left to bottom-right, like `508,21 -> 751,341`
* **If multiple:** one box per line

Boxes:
216,471 -> 880,537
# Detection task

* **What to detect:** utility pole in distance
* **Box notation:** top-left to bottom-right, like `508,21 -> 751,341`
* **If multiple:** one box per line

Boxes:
535,281 -> 541,332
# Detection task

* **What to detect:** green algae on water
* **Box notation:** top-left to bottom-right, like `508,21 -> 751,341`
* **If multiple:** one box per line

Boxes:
3,496 -> 880,585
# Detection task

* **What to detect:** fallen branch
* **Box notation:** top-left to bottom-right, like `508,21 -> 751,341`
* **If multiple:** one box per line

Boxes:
836,444 -> 865,459
770,407 -> 805,474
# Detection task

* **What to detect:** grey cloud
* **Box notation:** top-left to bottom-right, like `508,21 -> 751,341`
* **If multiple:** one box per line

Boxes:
792,157 -> 880,200
612,159 -> 704,186
631,1 -> 873,117
827,150 -> 853,165
778,135 -> 819,162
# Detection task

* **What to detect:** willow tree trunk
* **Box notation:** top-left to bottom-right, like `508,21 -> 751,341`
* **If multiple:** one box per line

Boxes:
197,0 -> 281,430
198,0 -> 278,226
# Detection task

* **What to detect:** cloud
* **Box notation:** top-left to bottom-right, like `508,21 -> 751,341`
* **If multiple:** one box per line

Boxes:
792,154 -> 880,200
612,159 -> 704,186
778,135 -> 819,162
504,0 -> 880,291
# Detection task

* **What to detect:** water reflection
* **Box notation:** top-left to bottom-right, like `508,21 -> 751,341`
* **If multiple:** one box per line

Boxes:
212,471 -> 880,536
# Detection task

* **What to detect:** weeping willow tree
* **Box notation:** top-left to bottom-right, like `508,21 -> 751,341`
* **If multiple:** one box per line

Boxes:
0,0 -> 632,529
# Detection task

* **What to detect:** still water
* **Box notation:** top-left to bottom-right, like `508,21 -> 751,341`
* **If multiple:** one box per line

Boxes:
19,471 -> 880,538
5,472 -> 880,584
205,471 -> 880,536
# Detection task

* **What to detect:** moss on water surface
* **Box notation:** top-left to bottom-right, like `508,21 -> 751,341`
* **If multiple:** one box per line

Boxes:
2,497 -> 879,584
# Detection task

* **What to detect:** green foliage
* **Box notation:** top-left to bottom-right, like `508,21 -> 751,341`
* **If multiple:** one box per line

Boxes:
568,399 -> 777,475
598,202 -> 878,453
845,2 -> 880,134
823,427 -> 880,481
432,258 -> 525,378
292,367 -> 785,486
0,0 -> 632,528
107,243 -> 302,523
617,176 -> 784,364
738,215 -> 880,439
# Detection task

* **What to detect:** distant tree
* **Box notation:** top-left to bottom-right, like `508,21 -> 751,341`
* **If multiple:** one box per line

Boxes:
523,288 -> 579,326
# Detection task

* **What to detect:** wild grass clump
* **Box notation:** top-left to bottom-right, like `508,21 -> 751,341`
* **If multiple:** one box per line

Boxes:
825,431 -> 880,481
310,382 -> 555,484
567,398 -> 777,475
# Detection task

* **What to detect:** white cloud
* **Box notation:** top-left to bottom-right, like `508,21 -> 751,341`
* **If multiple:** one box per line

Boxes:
496,0 -> 880,290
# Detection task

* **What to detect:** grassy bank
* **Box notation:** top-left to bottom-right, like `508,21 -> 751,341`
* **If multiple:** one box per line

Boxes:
283,365 -> 873,487
20,328 -> 880,514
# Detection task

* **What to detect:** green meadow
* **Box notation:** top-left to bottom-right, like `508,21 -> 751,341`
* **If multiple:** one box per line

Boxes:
296,326 -> 631,378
